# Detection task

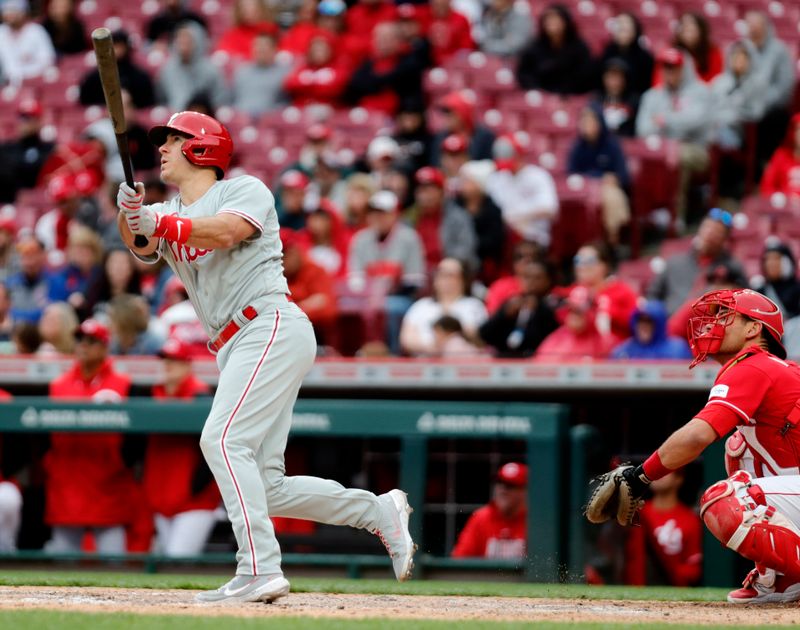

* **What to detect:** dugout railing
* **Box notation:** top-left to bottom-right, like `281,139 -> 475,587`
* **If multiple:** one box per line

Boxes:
0,398 -> 569,581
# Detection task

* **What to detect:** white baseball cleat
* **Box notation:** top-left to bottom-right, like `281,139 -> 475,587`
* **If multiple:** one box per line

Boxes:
372,489 -> 417,581
727,568 -> 800,604
194,574 -> 290,604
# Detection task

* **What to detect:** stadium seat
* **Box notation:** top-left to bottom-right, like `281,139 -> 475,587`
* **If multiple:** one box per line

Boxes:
549,175 -> 604,264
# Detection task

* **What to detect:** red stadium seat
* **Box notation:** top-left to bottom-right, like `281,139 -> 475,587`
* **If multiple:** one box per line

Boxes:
549,175 -> 604,264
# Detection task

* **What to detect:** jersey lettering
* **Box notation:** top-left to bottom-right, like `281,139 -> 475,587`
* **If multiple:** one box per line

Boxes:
167,240 -> 212,263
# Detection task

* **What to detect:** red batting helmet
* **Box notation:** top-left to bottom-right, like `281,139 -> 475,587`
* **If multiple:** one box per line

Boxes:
148,111 -> 233,179
687,289 -> 785,368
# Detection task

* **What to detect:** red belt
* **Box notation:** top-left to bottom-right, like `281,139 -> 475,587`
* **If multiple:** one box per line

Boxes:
209,306 -> 258,352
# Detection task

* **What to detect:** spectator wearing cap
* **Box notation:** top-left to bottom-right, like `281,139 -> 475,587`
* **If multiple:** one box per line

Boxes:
647,208 -> 745,315
345,21 -> 426,116
277,169 -> 310,231
479,259 -> 558,358
599,13 -> 654,97
42,0 -> 88,56
5,236 -> 55,324
283,0 -> 364,70
215,0 -> 278,61
516,4 -> 593,95
440,134 -> 470,189
233,31 -> 290,117
750,238 -> 800,319
146,0 -> 208,46
157,276 -> 209,356
347,190 -> 426,353
611,300 -> 692,360
534,285 -> 616,360
108,294 -> 166,356
284,30 -> 349,108
293,123 -> 334,175
567,104 -> 631,246
297,200 -> 349,277
592,57 -> 640,138
405,166 -> 478,272
744,10 -> 796,168
344,0 -> 399,63
636,47 -> 712,224
760,113 -> 800,202
0,98 -> 55,203
453,160 -> 505,283
44,318 -> 134,555
474,0 -> 532,58
48,224 -> 103,312
452,462 -> 528,559
430,90 -> 495,166
35,174 -> 84,265
36,301 -> 79,357
142,338 -> 219,557
79,29 -> 155,108
158,21 -> 230,111
485,134 -> 558,248
281,229 -> 338,346
392,96 -> 433,176
364,136 -> 402,192
400,257 -> 486,356
305,152 -> 348,214
426,0 -> 474,66
0,0 -> 55,86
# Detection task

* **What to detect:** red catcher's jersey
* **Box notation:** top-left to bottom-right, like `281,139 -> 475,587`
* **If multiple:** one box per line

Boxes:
695,346 -> 800,476
450,502 -> 526,559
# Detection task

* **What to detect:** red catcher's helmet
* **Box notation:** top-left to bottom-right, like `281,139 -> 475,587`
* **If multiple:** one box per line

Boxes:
148,111 -> 233,179
687,289 -> 785,368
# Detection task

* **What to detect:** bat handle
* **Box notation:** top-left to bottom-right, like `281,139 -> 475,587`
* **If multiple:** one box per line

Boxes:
118,133 -> 149,248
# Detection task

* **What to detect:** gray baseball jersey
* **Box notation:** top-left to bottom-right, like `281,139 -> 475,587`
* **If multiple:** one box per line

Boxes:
138,175 -> 288,337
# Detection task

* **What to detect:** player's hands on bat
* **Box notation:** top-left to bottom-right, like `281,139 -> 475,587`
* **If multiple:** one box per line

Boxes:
118,182 -> 157,236
117,182 -> 144,213
584,464 -> 649,526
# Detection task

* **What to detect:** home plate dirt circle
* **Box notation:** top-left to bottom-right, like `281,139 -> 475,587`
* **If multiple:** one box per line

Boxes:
0,586 -> 797,624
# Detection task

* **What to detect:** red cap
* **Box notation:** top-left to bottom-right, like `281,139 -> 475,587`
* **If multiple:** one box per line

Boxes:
0,214 -> 17,234
657,47 -> 684,67
438,91 -> 475,128
76,319 -> 110,345
496,462 -> 528,487
415,166 -> 445,188
280,169 -> 309,190
158,337 -> 193,362
47,174 -> 77,203
280,227 -> 301,250
307,123 -> 331,141
442,133 -> 468,154
164,275 -> 187,297
17,97 -> 42,118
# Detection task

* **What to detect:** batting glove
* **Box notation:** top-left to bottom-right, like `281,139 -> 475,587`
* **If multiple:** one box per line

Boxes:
126,205 -> 160,237
117,182 -> 144,214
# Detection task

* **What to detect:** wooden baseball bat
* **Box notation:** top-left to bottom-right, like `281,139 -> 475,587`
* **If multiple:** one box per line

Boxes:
91,27 -> 148,248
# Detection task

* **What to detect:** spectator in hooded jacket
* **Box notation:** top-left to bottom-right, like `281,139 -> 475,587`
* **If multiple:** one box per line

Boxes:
475,0 -> 532,58
611,300 -> 692,360
760,113 -> 800,201
215,0 -> 277,61
431,91 -> 496,166
157,21 -> 229,111
671,12 -> 723,84
568,104 -> 631,245
710,40 -> 769,151
598,12 -> 654,97
636,48 -> 712,224
516,4 -> 593,95
751,238 -> 800,319
593,57 -> 640,138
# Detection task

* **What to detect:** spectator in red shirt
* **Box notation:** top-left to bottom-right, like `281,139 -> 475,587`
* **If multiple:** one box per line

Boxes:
431,90 -> 496,165
672,12 -> 722,84
427,0 -> 474,66
484,240 -> 546,315
345,0 -> 399,62
761,112 -> 800,201
440,134 -> 470,189
142,338 -> 219,556
281,229 -> 338,346
298,201 -> 350,277
624,470 -> 703,586
215,0 -> 278,61
43,319 -> 135,554
452,462 -> 527,559
284,31 -> 349,108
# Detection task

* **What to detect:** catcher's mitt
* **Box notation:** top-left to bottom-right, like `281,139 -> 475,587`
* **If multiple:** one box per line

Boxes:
584,464 -> 648,527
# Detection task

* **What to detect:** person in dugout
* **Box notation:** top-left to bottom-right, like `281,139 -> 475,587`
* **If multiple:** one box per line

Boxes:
142,337 -> 220,556
43,319 -> 136,554
451,462 -> 527,559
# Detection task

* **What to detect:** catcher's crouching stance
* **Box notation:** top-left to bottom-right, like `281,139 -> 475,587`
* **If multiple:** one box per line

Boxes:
587,289 -> 800,604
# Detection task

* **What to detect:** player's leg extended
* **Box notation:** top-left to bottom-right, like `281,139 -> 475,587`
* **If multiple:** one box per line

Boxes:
199,307 -> 315,578
700,471 -> 800,603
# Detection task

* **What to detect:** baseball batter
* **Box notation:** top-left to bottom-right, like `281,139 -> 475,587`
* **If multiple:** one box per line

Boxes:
116,111 -> 416,604
586,289 -> 800,603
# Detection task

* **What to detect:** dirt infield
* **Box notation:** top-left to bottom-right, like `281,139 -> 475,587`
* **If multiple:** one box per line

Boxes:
0,586 -> 798,624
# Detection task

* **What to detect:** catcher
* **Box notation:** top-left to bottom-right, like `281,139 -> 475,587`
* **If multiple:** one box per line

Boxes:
586,288 -> 800,604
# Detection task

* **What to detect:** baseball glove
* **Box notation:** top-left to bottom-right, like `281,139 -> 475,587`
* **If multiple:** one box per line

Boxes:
584,465 -> 648,526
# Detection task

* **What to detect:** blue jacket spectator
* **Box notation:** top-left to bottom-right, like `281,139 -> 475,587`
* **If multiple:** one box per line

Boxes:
611,300 -> 692,360
568,103 -> 630,188
6,236 -> 55,324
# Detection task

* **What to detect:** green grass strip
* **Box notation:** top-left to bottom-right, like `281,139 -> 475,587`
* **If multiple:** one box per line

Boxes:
0,570 -> 733,602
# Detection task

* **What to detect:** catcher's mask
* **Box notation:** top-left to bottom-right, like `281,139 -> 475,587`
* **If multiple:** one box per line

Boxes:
687,289 -> 785,368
